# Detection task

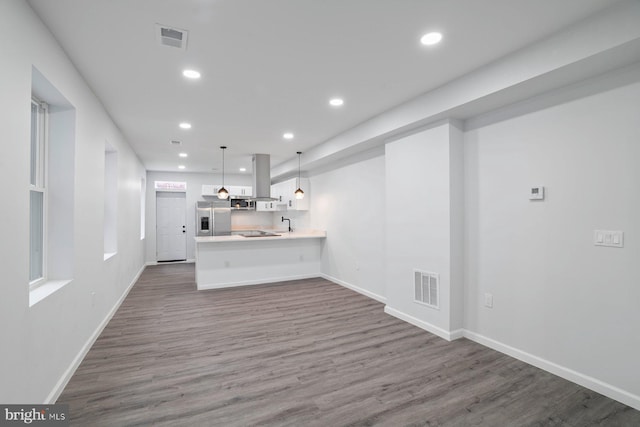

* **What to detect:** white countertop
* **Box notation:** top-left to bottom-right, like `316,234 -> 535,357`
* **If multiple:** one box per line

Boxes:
195,229 -> 326,243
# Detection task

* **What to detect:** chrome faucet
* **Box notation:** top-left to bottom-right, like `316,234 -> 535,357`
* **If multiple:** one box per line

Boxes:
281,216 -> 292,232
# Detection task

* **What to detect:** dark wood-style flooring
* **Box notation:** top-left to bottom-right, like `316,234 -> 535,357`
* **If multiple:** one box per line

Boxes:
58,263 -> 640,426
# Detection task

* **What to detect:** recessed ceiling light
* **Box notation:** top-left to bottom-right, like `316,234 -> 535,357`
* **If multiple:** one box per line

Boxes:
239,167 -> 247,172
179,122 -> 191,129
420,32 -> 442,46
283,132 -> 294,140
179,152 -> 188,158
329,98 -> 344,107
178,165 -> 186,169
182,69 -> 201,79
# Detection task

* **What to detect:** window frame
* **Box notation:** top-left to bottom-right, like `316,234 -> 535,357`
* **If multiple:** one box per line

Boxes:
29,97 -> 48,288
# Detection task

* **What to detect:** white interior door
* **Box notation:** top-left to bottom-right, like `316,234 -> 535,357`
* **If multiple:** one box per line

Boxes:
156,192 -> 187,262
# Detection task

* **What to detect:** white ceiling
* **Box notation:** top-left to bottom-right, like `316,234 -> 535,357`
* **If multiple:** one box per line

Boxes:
27,0 -> 619,175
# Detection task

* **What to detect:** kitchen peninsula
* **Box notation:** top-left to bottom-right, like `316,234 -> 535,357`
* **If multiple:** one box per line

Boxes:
194,230 -> 326,290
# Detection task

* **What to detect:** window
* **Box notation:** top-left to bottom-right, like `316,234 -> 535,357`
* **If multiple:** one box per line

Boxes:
29,98 -> 47,284
140,177 -> 146,240
29,66 -> 75,304
104,143 -> 118,259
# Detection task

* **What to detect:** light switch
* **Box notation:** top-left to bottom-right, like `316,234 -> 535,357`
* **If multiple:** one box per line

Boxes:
484,293 -> 493,308
611,231 -> 624,247
594,230 -> 624,248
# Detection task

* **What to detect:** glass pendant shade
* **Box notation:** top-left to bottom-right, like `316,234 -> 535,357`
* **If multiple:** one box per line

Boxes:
217,187 -> 229,199
295,188 -> 304,199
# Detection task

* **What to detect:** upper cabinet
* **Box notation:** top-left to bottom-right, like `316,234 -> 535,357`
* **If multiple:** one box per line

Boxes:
255,200 -> 286,212
228,185 -> 252,197
202,184 -> 252,197
203,179 -> 309,210
202,184 -> 223,196
272,178 -> 309,211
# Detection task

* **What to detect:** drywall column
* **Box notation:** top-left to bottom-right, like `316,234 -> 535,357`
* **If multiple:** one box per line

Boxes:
384,121 -> 464,340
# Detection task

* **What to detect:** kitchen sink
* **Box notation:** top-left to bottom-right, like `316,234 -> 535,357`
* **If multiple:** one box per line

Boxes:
231,230 -> 281,238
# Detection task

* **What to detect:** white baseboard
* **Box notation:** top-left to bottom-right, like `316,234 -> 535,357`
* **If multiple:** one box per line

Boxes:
463,330 -> 640,411
197,274 -> 320,290
383,306 -> 460,342
145,259 -> 195,266
320,273 -> 387,304
382,305 -> 640,410
45,264 -> 146,404
449,328 -> 465,340
43,262 -> 640,412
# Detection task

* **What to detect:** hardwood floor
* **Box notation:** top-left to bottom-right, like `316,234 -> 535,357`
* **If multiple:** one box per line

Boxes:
58,263 -> 640,426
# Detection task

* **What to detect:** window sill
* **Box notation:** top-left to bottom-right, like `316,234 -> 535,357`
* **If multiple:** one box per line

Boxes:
104,252 -> 117,261
29,279 -> 72,307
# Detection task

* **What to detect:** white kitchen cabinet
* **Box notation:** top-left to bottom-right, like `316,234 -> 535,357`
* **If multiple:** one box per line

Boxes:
203,184 -> 252,197
228,185 -> 252,197
256,201 -> 280,212
202,184 -> 223,196
270,181 -> 288,204
273,178 -> 309,211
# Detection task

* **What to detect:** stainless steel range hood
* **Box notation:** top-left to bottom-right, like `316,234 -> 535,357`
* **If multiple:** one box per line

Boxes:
251,154 -> 278,201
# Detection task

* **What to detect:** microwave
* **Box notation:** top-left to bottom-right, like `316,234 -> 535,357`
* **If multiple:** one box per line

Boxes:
230,198 -> 255,210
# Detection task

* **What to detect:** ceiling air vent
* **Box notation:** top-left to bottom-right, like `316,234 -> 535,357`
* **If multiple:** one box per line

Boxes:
170,140 -> 182,146
414,269 -> 439,309
156,24 -> 188,50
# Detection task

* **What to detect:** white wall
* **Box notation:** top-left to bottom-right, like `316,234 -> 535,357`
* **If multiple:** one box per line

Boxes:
309,153 -> 386,302
384,122 -> 464,339
464,76 -> 640,402
0,0 -> 146,403
307,64 -> 640,408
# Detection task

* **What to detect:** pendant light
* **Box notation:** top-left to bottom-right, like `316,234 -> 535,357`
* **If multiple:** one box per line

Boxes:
217,146 -> 229,199
294,151 -> 304,200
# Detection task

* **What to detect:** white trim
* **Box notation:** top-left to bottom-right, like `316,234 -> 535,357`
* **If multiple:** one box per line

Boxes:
145,258 -> 195,266
103,252 -> 117,261
462,330 -> 640,411
44,264 -> 146,404
39,262 -> 640,411
29,98 -> 48,285
29,279 -> 72,307
320,273 -> 387,303
381,306 -> 640,409
449,329 -> 465,340
383,306 -> 461,342
197,274 -> 319,290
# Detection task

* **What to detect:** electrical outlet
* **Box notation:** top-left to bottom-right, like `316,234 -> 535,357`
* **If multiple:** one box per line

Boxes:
484,293 -> 493,308
529,186 -> 545,200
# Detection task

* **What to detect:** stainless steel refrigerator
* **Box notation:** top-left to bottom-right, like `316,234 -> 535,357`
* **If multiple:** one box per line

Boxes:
196,200 -> 231,236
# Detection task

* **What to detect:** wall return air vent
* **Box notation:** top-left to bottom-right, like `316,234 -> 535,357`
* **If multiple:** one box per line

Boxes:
414,269 -> 439,309
156,24 -> 189,50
